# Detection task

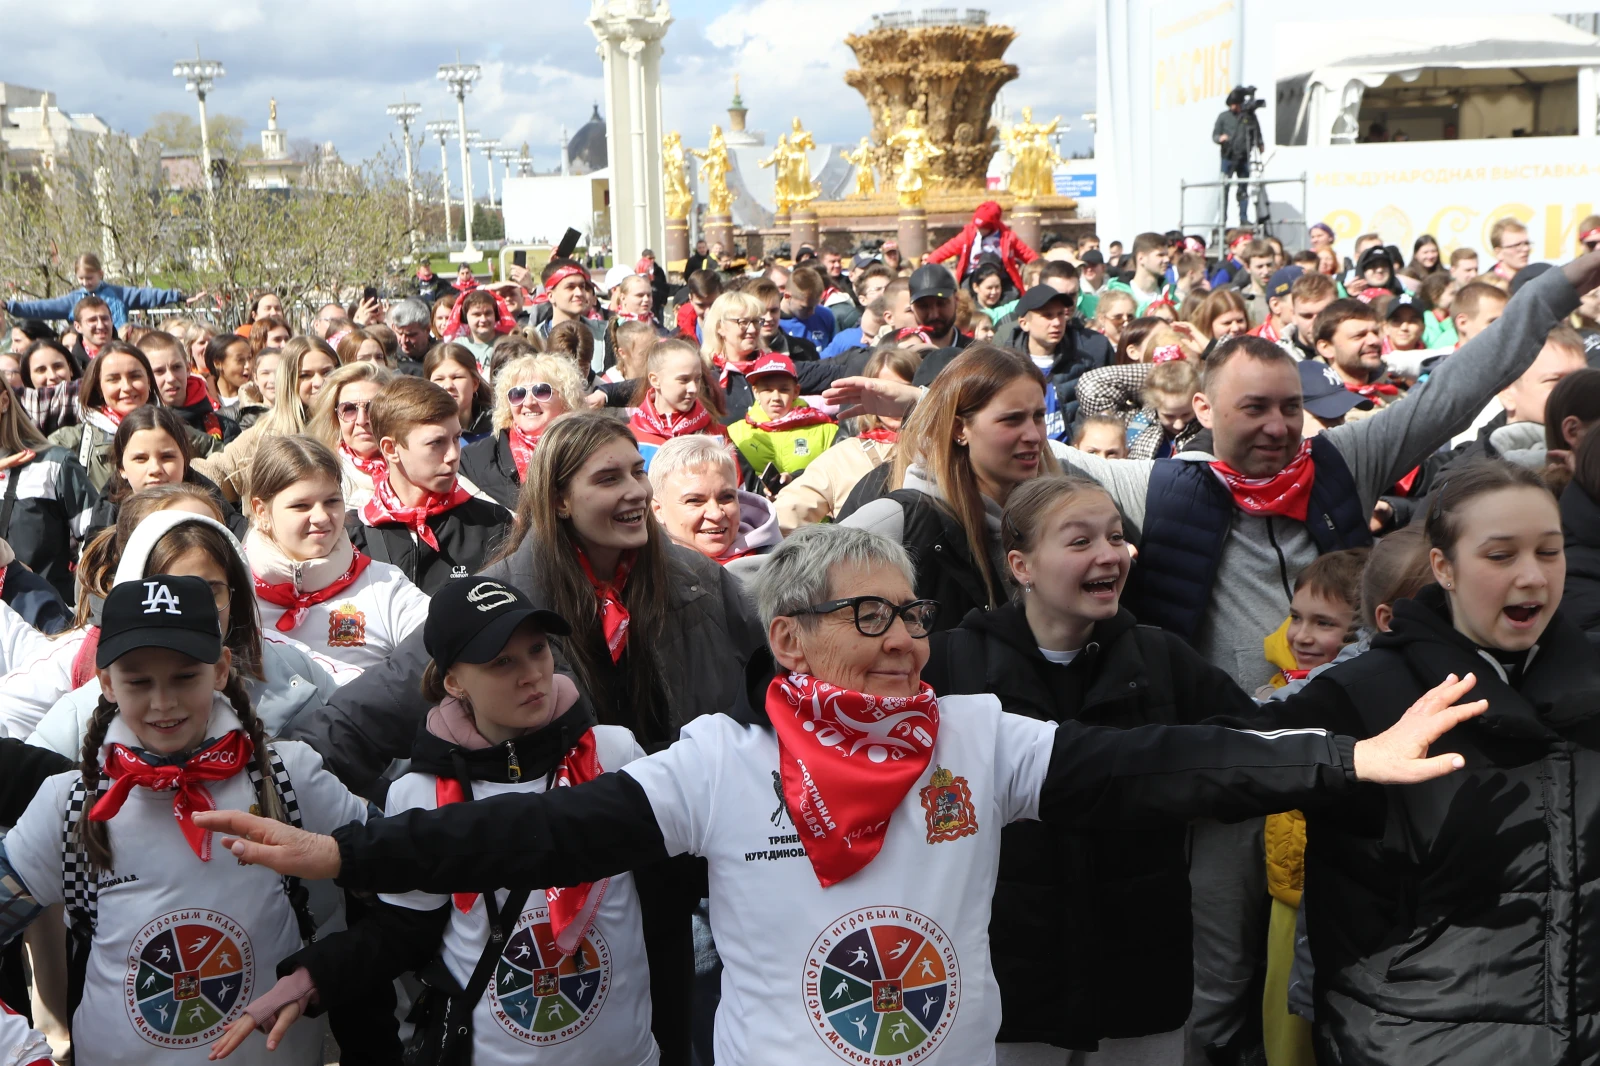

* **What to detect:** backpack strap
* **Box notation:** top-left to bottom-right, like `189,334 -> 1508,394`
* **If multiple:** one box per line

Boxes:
247,746 -> 317,943
0,456 -> 23,542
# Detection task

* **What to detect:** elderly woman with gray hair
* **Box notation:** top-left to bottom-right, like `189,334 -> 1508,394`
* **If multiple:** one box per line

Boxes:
197,524 -> 1486,1064
648,434 -> 781,576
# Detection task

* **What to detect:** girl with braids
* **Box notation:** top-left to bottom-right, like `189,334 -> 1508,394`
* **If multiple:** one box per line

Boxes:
1,573 -> 365,1064
0,486 -> 344,746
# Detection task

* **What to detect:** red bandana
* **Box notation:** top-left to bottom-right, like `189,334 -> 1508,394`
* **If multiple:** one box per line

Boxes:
89,731 -> 254,861
745,403 -> 835,434
1209,439 -> 1316,521
362,476 -> 472,551
97,406 -> 125,427
1150,344 -> 1185,364
1250,319 -> 1282,344
508,425 -> 541,481
575,544 -> 633,663
435,730 -> 608,952
628,392 -> 712,440
614,310 -> 654,324
766,672 -> 940,887
70,628 -> 100,690
182,376 -> 223,438
1346,381 -> 1399,399
253,550 -> 373,632
442,290 -> 518,341
532,265 -> 592,306
712,353 -> 759,389
339,441 -> 387,482
857,426 -> 898,444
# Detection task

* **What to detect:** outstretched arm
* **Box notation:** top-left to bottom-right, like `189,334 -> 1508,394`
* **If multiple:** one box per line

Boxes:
196,769 -> 672,891
1037,674 -> 1483,828
3,293 -> 77,322
118,284 -> 187,311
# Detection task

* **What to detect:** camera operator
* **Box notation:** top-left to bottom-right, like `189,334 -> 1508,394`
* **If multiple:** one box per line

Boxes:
1214,87 -> 1261,227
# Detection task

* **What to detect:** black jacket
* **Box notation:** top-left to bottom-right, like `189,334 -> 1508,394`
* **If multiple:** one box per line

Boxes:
718,345 -> 873,425
1236,585 -> 1600,1065
283,539 -> 764,799
1562,481 -> 1600,639
0,738 -> 73,824
1,559 -> 72,635
460,429 -> 522,512
345,495 -> 511,595
882,488 -> 1000,633
1000,321 -> 1114,426
907,333 -> 980,387
171,389 -> 240,445
84,470 -> 249,547
924,603 -> 1259,1048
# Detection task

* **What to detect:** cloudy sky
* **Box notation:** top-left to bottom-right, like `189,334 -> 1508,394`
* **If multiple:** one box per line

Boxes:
1,0 -> 1093,188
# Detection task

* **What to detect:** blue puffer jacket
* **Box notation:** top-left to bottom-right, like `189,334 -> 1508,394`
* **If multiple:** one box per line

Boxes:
6,281 -> 186,328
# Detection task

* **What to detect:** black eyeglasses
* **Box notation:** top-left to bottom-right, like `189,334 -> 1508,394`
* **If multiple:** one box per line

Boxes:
507,383 -> 555,406
790,596 -> 939,638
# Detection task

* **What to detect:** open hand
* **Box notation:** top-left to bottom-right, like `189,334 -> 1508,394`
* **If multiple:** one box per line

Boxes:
822,376 -> 920,421
209,1003 -> 301,1059
191,810 -> 342,880
1351,673 -> 1485,784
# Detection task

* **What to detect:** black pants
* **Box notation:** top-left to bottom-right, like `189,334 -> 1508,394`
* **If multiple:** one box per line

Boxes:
1220,158 -> 1250,227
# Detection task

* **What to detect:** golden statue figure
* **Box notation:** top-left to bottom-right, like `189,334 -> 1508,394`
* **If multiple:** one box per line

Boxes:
787,117 -> 820,209
887,109 -> 943,208
691,125 -> 734,218
662,131 -> 693,220
759,134 -> 795,215
1003,107 -> 1064,204
842,137 -> 877,199
269,97 -> 278,124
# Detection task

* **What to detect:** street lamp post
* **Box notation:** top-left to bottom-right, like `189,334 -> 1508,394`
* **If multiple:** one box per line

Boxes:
172,48 -> 225,197
387,96 -> 423,253
437,55 -> 482,263
425,120 -> 455,244
476,137 -> 501,210
496,146 -> 519,199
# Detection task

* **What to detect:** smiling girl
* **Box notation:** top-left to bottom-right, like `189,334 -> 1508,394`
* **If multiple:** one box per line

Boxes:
1,573 -> 364,1065
243,436 -> 428,675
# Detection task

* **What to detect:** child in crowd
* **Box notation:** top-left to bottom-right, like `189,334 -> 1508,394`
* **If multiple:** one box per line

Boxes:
1260,548 -> 1369,697
1072,415 -> 1129,459
215,578 -> 659,1066
627,339 -> 731,468
727,353 -> 837,485
1133,358 -> 1201,459
3,575 -> 365,1064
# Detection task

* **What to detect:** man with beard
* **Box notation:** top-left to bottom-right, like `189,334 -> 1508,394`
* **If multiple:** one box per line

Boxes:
1312,300 -> 1401,416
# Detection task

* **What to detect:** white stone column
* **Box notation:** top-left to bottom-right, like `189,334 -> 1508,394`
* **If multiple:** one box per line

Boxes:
1580,67 -> 1598,138
587,0 -> 672,266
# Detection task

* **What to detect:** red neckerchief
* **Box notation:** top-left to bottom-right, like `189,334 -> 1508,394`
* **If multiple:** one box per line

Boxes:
614,310 -> 653,323
508,425 -> 541,481
629,392 -> 712,439
339,440 -> 387,482
1278,667 -> 1311,684
70,628 -> 99,689
253,550 -> 373,632
1346,380 -> 1399,399
574,544 -> 633,663
712,353 -> 759,389
98,406 -> 125,427
1250,318 -> 1282,344
362,476 -> 472,551
1209,439 -> 1316,521
857,426 -> 898,444
531,265 -> 591,306
896,327 -> 932,345
182,375 -> 223,438
1393,466 -> 1421,496
766,672 -> 939,887
89,731 -> 253,861
434,729 -> 607,952
745,403 -> 835,433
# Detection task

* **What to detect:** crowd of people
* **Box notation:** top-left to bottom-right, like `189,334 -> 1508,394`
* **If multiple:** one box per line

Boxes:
0,203 -> 1596,1066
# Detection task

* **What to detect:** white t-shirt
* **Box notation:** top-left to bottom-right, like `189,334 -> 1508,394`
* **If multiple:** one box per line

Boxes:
5,701 -> 366,1066
1037,647 -> 1080,666
254,559 -> 429,676
621,696 -> 1056,1066
382,725 -> 659,1066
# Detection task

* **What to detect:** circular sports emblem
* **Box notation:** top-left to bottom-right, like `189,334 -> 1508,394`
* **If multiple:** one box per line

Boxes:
804,907 -> 960,1063
126,910 -> 253,1047
489,904 -> 610,1044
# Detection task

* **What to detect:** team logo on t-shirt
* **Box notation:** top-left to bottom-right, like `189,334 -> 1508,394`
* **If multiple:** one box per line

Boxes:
919,766 -> 978,844
327,603 -> 367,647
126,910 -> 253,1048
804,907 -> 959,1063
490,904 -> 610,1044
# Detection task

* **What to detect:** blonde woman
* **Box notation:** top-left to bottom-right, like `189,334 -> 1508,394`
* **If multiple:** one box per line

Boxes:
460,353 -> 587,510
306,362 -> 394,511
699,290 -> 768,423
195,336 -> 338,501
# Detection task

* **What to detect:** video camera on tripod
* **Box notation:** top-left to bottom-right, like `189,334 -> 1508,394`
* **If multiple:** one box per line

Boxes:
1227,86 -> 1267,154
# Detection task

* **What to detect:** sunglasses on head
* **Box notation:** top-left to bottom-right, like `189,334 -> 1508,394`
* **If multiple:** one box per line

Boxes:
508,383 -> 555,406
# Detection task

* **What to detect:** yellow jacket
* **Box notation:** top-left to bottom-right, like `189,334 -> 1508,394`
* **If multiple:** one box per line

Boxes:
1265,809 -> 1307,908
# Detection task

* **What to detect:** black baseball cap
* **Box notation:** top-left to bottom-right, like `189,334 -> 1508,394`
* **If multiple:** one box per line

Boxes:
423,578 -> 571,674
1079,249 -> 1105,267
1015,284 -> 1073,318
97,575 -> 223,669
910,264 -> 958,303
1267,266 -> 1303,299
1298,359 -> 1369,421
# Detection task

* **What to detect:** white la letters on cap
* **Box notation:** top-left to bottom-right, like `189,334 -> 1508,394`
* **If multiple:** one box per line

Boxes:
467,581 -> 516,612
141,580 -> 182,615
